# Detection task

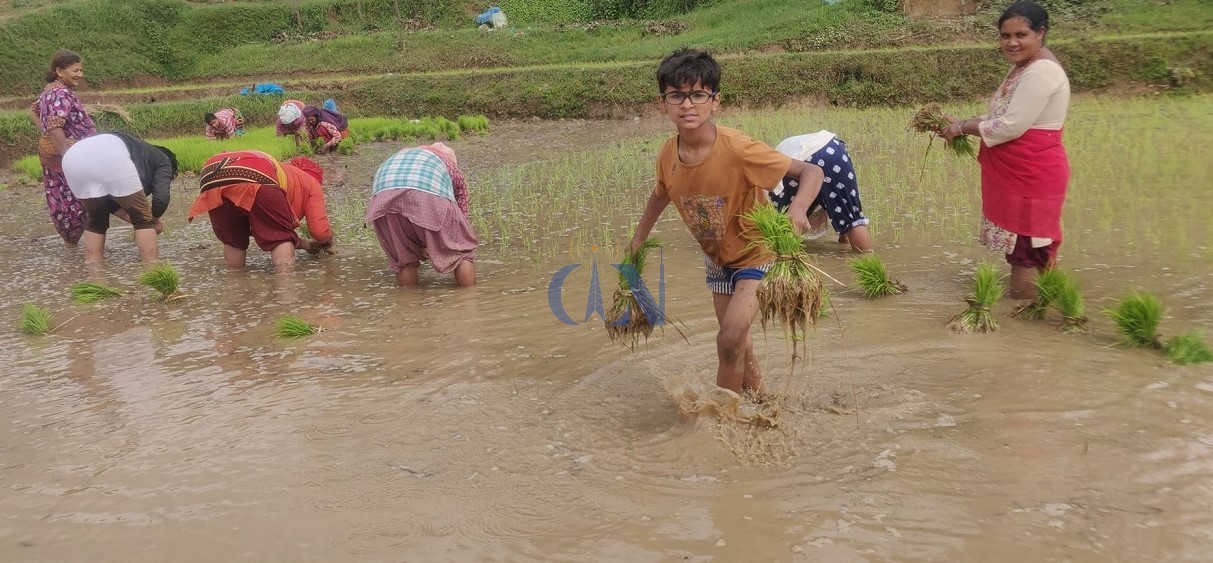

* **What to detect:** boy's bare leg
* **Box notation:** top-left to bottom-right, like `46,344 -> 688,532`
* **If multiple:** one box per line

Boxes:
395,265 -> 420,287
712,279 -> 762,394
82,231 -> 105,263
842,225 -> 873,253
223,245 -> 247,270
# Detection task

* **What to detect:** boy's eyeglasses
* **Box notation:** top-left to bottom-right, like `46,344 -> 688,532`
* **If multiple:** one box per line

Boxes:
661,90 -> 718,105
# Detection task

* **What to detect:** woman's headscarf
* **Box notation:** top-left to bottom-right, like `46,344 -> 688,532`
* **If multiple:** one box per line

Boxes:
287,156 -> 324,183
278,103 -> 303,125
302,105 -> 349,130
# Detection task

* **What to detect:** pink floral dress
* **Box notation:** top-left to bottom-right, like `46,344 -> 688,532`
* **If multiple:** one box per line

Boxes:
32,80 -> 95,244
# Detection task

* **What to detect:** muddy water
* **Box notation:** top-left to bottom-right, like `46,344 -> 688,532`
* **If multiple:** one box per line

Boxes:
2,115 -> 1211,562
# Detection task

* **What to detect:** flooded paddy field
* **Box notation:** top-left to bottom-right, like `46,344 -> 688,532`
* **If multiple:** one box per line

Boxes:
1,96 -> 1211,562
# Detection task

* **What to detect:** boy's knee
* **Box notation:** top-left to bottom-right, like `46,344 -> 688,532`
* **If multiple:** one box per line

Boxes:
716,326 -> 749,358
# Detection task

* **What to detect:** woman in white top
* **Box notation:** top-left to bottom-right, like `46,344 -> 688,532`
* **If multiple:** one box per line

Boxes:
942,1 -> 1071,299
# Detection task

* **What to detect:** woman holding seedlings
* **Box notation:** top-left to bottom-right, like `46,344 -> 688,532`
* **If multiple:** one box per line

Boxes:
280,156 -> 334,254
61,133 -> 177,263
276,99 -> 310,146
770,131 -> 873,252
31,50 -> 96,246
628,48 -> 820,396
204,107 -> 246,140
367,142 -> 477,288
302,105 -> 351,153
941,0 -> 1071,299
186,150 -> 317,274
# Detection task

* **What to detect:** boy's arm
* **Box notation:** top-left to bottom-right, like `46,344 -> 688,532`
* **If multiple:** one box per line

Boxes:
628,189 -> 671,252
785,159 -> 824,234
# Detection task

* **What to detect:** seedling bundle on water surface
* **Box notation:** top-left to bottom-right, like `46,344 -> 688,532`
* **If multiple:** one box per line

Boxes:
910,103 -> 977,158
947,263 -> 1004,333
1104,291 -> 1212,365
604,239 -> 684,350
139,263 -> 184,302
743,203 -> 828,341
275,315 -> 322,339
18,303 -> 73,335
1011,269 -> 1087,333
850,254 -> 906,299
69,282 -> 124,304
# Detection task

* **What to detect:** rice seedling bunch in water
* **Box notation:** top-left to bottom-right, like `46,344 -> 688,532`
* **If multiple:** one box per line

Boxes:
910,103 -> 976,158
275,315 -> 320,338
605,238 -> 664,349
69,282 -> 124,304
743,203 -> 825,339
19,303 -> 52,335
1163,331 -> 1213,365
139,263 -> 181,301
850,253 -> 906,299
1103,291 -> 1163,348
1012,268 -> 1065,320
1053,273 -> 1088,334
947,263 -> 1004,333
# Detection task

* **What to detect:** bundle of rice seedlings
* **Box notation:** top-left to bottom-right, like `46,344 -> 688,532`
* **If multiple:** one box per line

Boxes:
1163,331 -> 1213,365
1103,291 -> 1163,349
139,263 -> 183,302
19,303 -> 52,335
1053,274 -> 1088,334
87,103 -> 134,124
947,263 -> 1004,333
1011,268 -> 1065,320
850,254 -> 906,299
297,222 -> 313,240
743,203 -> 826,340
275,315 -> 321,338
69,282 -> 124,304
605,238 -> 674,349
910,103 -> 977,158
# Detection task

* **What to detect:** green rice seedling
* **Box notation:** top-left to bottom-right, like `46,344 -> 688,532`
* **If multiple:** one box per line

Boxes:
19,303 -> 52,335
910,103 -> 977,158
139,263 -> 183,302
850,253 -> 906,299
1163,331 -> 1213,365
69,282 -> 125,304
1011,268 -> 1065,320
1103,291 -> 1163,349
297,221 -> 313,240
605,238 -> 683,349
275,315 -> 321,338
1053,273 -> 1088,334
947,263 -> 1005,333
743,202 -> 826,340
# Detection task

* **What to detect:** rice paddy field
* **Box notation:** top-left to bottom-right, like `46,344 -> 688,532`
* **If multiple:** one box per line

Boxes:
1,93 -> 1211,561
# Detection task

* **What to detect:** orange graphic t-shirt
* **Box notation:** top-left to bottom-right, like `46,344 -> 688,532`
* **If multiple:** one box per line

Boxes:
654,126 -> 791,268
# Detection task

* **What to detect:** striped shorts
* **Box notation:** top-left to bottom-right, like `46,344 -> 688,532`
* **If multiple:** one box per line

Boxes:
704,256 -> 771,295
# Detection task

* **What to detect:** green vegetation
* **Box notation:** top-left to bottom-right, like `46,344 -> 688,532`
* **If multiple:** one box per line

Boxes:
1054,273 -> 1088,334
1163,331 -> 1213,365
605,238 -> 665,349
1104,291 -> 1163,348
849,253 -> 905,299
19,303 -> 52,335
275,315 -> 321,338
139,263 -> 182,301
69,282 -> 124,304
947,263 -> 1004,333
744,202 -> 826,340
1012,268 -> 1066,320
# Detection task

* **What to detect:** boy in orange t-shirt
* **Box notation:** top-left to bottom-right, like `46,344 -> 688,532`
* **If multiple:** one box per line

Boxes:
628,48 -> 823,395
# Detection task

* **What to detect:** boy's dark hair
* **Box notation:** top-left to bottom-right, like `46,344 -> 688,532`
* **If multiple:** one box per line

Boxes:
656,48 -> 721,93
998,1 -> 1048,32
203,112 -> 217,124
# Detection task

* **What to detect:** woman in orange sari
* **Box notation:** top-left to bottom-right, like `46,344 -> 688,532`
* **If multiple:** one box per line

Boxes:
942,1 -> 1070,300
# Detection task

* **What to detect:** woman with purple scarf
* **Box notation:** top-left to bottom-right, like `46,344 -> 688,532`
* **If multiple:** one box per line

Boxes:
31,50 -> 96,246
302,105 -> 350,153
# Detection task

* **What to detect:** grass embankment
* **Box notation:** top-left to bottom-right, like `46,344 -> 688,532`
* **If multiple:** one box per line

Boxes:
4,30 -> 1208,170
11,115 -> 488,180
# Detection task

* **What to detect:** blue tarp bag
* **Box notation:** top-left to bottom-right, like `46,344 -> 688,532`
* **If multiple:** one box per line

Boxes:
241,83 -> 285,96
475,6 -> 501,25
323,98 -> 339,113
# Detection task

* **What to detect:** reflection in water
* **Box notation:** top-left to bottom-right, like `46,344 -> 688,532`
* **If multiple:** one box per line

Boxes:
1,105 -> 1212,561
